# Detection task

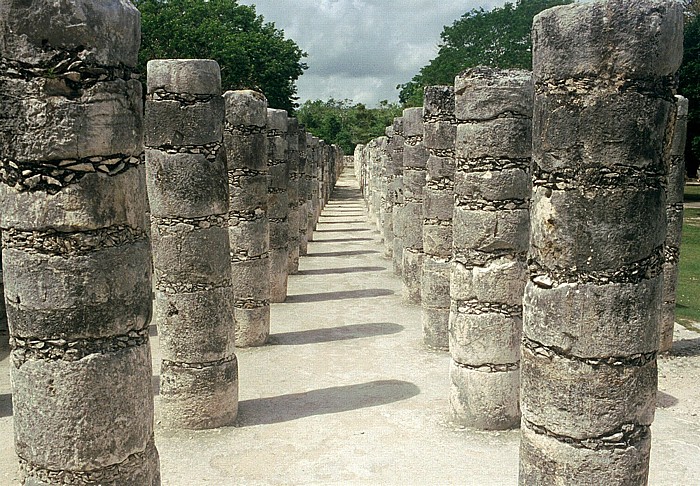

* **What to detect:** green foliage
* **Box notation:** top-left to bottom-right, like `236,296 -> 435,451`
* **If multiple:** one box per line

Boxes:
680,0 -> 700,177
398,0 -> 572,107
136,0 -> 307,113
297,99 -> 403,154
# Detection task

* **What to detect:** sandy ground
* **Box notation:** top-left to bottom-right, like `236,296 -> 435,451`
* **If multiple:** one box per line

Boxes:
0,169 -> 699,484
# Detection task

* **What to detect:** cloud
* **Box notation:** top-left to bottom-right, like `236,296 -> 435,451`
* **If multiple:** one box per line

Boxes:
239,0 -> 506,106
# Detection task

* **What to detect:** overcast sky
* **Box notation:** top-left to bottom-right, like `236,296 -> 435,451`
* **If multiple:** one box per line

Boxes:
238,1 -> 506,107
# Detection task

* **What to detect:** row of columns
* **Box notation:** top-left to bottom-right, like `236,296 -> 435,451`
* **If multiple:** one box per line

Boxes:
354,1 -> 686,483
0,1 -> 342,479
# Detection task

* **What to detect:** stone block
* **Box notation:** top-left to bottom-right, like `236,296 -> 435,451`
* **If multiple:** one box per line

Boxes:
223,131 -> 267,171
449,311 -> 521,366
519,425 -> 651,486
520,346 -> 657,439
449,363 -> 520,429
0,78 -> 143,161
423,186 -> 453,220
146,149 -> 228,219
421,257 -> 451,308
145,97 -> 224,147
155,287 -> 236,364
269,221 -> 289,249
523,277 -> 661,358
453,208 -> 529,254
152,225 -> 231,285
159,358 -> 239,429
454,167 -> 530,201
269,249 -> 288,303
402,107 -> 424,137
234,306 -> 270,347
456,118 -> 531,162
422,306 -> 449,351
402,169 -> 426,200
3,242 -> 151,339
223,90 -> 267,127
0,0 -> 141,66
532,0 -> 683,82
229,217 -> 269,257
454,67 -> 533,121
402,250 -> 424,304
12,345 -> 153,469
147,59 -> 221,95
424,121 -> 456,151
231,257 -> 271,300
229,173 -> 268,213
267,192 -> 289,219
403,143 -> 430,169
450,258 -> 527,304
529,186 -> 665,272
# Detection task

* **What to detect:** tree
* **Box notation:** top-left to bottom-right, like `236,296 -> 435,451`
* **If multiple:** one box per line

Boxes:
680,0 -> 700,177
398,0 -> 572,106
297,99 -> 403,154
136,0 -> 307,113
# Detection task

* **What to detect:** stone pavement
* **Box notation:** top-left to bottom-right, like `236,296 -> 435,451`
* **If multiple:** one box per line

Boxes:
0,168 -> 698,484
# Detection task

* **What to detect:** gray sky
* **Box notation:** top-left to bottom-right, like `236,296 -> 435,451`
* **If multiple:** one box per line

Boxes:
238,1 -> 505,107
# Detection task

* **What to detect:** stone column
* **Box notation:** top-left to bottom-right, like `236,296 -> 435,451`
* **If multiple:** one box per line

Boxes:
381,127 -> 396,257
306,135 -> 319,242
223,90 -> 271,347
298,127 -> 310,256
421,86 -> 456,350
0,1 -> 160,482
287,118 -> 301,274
0,248 -> 7,349
146,59 -> 238,429
401,108 -> 429,304
449,67 -> 532,430
391,117 -> 406,275
520,1 -> 683,484
266,109 -> 289,303
660,95 -> 688,353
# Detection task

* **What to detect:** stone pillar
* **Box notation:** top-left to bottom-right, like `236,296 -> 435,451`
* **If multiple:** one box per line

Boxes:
381,126 -> 396,257
0,1 -> 160,482
421,86 -> 456,350
305,135 -> 317,242
0,248 -> 7,349
223,90 -> 270,347
266,109 -> 289,303
660,95 -> 688,353
391,117 -> 406,275
298,127 -> 310,256
286,118 -> 301,274
146,59 -> 238,429
449,67 -> 532,430
401,108 -> 429,304
520,2 -> 683,484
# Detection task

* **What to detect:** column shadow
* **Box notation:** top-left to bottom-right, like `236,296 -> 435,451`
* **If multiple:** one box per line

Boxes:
314,228 -> 371,233
305,250 -> 379,258
269,322 -> 403,346
284,288 -> 394,304
312,237 -> 375,243
656,390 -> 679,408
296,266 -> 386,276
237,380 -> 420,426
669,337 -> 700,357
316,220 -> 365,225
0,393 -> 12,417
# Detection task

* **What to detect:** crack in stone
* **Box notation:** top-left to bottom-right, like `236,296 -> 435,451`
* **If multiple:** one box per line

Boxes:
230,251 -> 269,263
148,142 -> 221,160
452,299 -> 522,317
2,225 -> 147,256
456,157 -> 530,173
454,197 -> 529,211
162,354 -> 237,370
228,209 -> 266,223
11,328 -> 150,366
233,298 -> 270,309
155,279 -> 233,295
452,359 -> 519,373
528,246 -> 663,287
19,439 -> 157,485
524,418 -> 651,451
522,337 -> 657,368
147,89 -> 215,105
535,75 -> 677,101
223,123 -> 265,134
152,214 -> 228,233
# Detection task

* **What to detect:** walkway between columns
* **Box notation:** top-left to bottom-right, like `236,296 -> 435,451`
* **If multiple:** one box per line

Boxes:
0,169 -> 698,484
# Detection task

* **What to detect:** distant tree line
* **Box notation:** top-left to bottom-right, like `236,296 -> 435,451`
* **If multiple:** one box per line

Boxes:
136,0 -> 307,113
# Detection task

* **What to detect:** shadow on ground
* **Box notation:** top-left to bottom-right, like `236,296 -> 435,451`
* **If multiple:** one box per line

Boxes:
312,237 -> 375,243
656,390 -> 679,408
297,266 -> 386,276
306,250 -> 379,258
0,394 -> 11,418
669,337 -> 700,357
284,288 -> 394,304
269,322 -> 404,346
314,228 -> 371,233
237,380 -> 420,426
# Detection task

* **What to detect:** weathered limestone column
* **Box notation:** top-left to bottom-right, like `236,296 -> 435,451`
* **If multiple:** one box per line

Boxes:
660,95 -> 688,352
286,118 -> 301,273
421,86 -> 456,350
0,248 -> 7,348
266,109 -> 289,303
381,126 -> 396,257
391,117 -> 406,274
449,67 -> 532,430
223,90 -> 270,347
146,60 -> 238,429
306,135 -> 319,242
401,107 -> 429,304
520,1 -> 683,483
298,127 -> 310,255
0,1 -> 160,482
